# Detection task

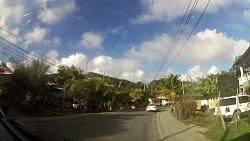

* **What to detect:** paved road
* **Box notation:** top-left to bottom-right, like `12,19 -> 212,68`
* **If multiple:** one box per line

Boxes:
8,108 -> 207,141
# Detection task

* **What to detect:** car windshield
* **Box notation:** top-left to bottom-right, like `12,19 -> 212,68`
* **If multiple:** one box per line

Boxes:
0,0 -> 249,141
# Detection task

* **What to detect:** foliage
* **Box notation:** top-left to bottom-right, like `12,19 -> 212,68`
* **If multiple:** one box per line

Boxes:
203,74 -> 218,99
158,73 -> 182,100
180,100 -> 197,119
217,71 -> 239,97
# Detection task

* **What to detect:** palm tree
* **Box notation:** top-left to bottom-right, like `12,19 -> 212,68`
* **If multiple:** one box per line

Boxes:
159,73 -> 181,100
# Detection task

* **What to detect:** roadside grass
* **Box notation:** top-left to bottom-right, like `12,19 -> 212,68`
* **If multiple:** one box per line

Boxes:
172,110 -> 250,141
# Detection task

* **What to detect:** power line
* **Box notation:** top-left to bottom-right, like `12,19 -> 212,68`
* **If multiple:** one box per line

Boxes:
153,0 -> 196,80
153,0 -> 210,80
0,36 -> 58,68
143,0 -> 154,73
164,0 -> 210,73
0,26 -> 75,67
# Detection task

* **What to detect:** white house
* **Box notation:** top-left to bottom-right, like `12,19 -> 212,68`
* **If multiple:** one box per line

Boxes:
148,96 -> 173,106
235,46 -> 250,93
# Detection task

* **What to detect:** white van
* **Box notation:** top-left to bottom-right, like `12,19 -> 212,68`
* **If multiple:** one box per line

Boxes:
214,94 -> 250,120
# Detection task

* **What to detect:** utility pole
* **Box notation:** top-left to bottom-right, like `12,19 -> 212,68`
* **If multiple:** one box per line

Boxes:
85,60 -> 88,74
216,77 -> 226,131
182,81 -> 185,97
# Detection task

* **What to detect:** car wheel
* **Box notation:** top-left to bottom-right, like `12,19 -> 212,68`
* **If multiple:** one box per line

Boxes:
232,110 -> 241,121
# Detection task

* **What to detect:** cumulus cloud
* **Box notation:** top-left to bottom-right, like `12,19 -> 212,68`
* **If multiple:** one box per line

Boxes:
121,70 -> 144,82
46,50 -> 59,64
188,65 -> 204,80
24,26 -> 49,44
38,0 -> 75,24
131,0 -> 242,24
207,65 -> 219,75
178,29 -> 250,64
77,32 -> 103,49
93,56 -> 112,67
59,53 -> 88,69
125,33 -> 171,62
0,0 -> 28,26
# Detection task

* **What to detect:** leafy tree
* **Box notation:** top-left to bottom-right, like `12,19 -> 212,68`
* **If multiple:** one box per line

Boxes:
217,71 -> 239,97
203,74 -> 218,99
158,74 -> 182,100
55,65 -> 85,87
68,77 -> 114,112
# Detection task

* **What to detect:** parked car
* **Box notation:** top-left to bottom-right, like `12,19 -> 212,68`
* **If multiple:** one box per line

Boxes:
214,94 -> 250,120
146,103 -> 158,112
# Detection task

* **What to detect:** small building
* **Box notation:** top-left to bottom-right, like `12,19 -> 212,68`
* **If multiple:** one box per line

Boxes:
235,46 -> 250,93
148,96 -> 173,106
148,98 -> 161,105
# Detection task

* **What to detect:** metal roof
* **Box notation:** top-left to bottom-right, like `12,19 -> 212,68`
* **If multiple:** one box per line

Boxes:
235,46 -> 250,66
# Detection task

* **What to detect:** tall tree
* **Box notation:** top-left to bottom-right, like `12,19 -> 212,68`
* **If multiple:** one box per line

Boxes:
217,71 -> 239,97
158,74 -> 182,100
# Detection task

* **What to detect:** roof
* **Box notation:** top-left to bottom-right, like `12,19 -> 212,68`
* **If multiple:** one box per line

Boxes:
149,98 -> 161,101
235,46 -> 250,66
0,72 -> 12,75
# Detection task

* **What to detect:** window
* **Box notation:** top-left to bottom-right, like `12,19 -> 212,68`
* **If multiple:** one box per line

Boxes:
239,96 -> 249,104
220,98 -> 236,106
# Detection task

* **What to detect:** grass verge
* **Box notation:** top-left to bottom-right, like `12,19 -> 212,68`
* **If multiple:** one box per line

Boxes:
172,110 -> 250,141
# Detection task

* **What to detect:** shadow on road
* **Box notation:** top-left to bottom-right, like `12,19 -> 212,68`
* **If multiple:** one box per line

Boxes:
39,112 -> 149,141
158,125 -> 196,141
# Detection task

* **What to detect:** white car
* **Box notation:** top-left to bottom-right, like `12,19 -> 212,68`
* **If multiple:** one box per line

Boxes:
214,94 -> 250,120
146,104 -> 158,112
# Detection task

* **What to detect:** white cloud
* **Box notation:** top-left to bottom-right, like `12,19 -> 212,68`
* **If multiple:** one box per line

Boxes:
207,65 -> 219,75
125,33 -> 171,62
188,65 -> 204,81
77,32 -> 103,49
59,53 -> 88,70
46,50 -> 59,64
121,70 -> 144,82
91,56 -> 144,82
178,29 -> 250,64
131,0 -> 243,24
24,26 -> 49,44
93,56 -> 112,67
38,0 -> 75,24
0,0 -> 28,26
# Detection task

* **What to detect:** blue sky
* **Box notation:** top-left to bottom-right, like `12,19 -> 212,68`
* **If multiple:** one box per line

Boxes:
0,0 -> 250,82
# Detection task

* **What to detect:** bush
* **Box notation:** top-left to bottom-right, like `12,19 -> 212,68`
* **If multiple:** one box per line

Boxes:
180,100 -> 197,119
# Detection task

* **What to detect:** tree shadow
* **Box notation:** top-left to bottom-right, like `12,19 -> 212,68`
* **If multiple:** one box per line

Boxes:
38,112 -> 149,141
229,132 -> 250,141
158,125 -> 196,141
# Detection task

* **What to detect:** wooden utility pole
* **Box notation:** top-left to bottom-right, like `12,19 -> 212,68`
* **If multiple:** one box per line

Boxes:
182,81 -> 185,97
235,88 -> 239,133
216,77 -> 226,131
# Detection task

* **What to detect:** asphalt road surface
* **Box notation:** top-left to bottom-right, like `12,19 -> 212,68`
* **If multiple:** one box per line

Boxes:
33,107 -> 207,141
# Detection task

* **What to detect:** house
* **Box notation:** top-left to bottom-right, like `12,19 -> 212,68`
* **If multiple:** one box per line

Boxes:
148,98 -> 161,105
148,96 -> 174,106
235,46 -> 250,93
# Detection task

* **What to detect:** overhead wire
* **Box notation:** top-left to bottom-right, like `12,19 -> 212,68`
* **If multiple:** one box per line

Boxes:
0,26 -> 75,67
164,0 -> 210,72
143,0 -> 154,75
0,35 -> 58,68
153,0 -> 195,80
152,0 -> 210,80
